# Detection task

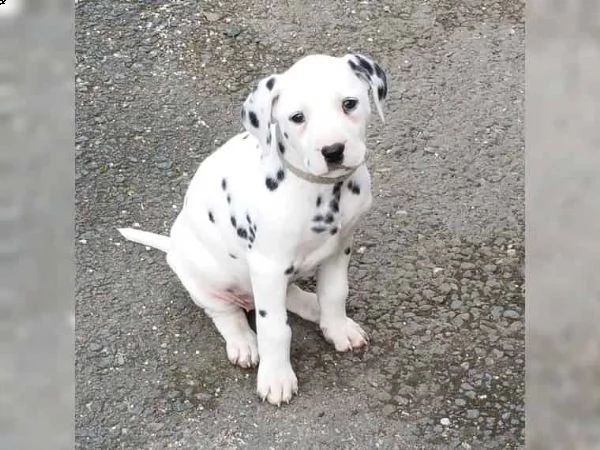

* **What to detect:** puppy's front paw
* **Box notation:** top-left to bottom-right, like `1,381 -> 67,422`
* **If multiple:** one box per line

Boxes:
321,317 -> 369,352
257,361 -> 298,406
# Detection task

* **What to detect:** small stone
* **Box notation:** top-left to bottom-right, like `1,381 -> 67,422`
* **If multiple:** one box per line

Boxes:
149,422 -> 164,432
89,342 -> 102,352
483,264 -> 497,273
503,309 -> 520,319
507,249 -> 517,257
461,382 -> 474,391
224,26 -> 243,38
156,161 -> 173,169
382,404 -> 396,416
204,12 -> 222,21
450,300 -> 463,310
97,357 -> 112,369
460,262 -> 476,270
439,283 -> 452,295
167,390 -> 181,399
440,417 -> 451,426
394,395 -> 409,405
455,399 -> 467,407
376,391 -> 393,402
116,354 -> 125,366
466,409 -> 480,419
490,306 -> 504,319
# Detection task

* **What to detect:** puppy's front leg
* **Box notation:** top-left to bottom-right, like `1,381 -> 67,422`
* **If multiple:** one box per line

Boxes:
249,261 -> 297,405
317,244 -> 368,352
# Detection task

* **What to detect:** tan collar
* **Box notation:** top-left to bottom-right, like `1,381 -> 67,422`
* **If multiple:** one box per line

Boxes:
280,155 -> 366,184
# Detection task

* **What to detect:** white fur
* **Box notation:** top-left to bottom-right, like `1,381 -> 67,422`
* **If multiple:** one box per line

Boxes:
118,53 -> 387,406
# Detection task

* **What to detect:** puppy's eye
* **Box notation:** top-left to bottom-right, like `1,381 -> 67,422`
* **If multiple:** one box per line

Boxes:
289,112 -> 305,124
342,98 -> 359,113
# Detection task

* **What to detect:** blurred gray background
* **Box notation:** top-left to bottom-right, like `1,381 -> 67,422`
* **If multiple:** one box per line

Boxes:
527,0 -> 600,448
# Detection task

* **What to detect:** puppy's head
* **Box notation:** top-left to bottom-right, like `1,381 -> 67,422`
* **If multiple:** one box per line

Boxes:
241,54 -> 388,178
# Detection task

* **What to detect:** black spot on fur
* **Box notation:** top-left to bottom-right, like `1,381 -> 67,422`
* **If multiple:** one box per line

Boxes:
248,111 -> 259,128
266,132 -> 271,145
208,211 -> 215,223
348,181 -> 360,195
311,226 -> 326,233
221,178 -> 227,190
355,55 -> 374,75
284,265 -> 294,275
374,63 -> 388,98
330,227 -> 338,235
241,107 -> 246,121
330,199 -> 339,213
259,309 -> 267,317
324,213 -> 334,224
278,142 -> 285,154
227,194 -> 231,204
276,169 -> 285,181
316,196 -> 322,207
229,253 -> 238,259
313,214 -> 324,222
237,228 -> 248,239
284,132 -> 289,139
344,247 -> 351,255
248,243 -> 253,249
266,177 -> 278,191
266,77 -> 276,90
348,59 -> 359,74
246,214 -> 252,225
333,182 -> 343,195
230,216 -> 237,228
242,133 -> 249,140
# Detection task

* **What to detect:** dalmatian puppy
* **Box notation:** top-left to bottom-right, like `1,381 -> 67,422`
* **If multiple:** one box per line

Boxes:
118,53 -> 387,406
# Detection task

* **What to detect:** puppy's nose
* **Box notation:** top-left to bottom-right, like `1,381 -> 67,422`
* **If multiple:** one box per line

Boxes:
321,143 -> 345,164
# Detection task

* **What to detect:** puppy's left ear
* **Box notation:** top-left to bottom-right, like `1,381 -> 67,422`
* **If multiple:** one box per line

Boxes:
241,74 -> 281,152
343,53 -> 388,123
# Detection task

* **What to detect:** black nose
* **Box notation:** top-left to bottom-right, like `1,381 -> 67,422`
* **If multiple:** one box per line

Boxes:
321,143 -> 345,164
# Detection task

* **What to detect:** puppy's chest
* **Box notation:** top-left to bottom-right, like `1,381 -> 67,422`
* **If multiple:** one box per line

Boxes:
289,177 -> 371,272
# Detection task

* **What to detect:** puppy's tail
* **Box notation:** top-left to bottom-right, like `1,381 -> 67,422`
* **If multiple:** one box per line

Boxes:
118,227 -> 170,253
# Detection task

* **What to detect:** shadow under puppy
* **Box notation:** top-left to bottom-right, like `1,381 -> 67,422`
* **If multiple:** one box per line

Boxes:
119,53 -> 388,406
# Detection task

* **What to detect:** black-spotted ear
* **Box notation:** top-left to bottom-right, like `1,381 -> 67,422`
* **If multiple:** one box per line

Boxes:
241,74 -> 281,152
343,53 -> 388,122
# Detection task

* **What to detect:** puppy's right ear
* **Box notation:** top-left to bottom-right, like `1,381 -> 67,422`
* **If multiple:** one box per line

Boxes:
241,74 -> 281,152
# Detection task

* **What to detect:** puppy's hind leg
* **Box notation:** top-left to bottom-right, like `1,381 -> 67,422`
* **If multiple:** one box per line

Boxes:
286,283 -> 320,323
166,254 -> 259,368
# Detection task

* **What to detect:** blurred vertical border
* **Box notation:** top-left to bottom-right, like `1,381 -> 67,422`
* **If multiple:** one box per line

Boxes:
527,0 -> 600,448
0,0 -> 74,449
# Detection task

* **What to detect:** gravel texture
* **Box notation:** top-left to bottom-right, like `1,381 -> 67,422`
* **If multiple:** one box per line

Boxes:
76,0 -> 524,448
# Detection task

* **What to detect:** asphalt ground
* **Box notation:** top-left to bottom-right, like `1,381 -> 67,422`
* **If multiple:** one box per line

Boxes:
75,0 -> 524,448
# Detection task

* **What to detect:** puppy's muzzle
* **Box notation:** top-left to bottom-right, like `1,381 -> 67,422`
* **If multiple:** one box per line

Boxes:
321,143 -> 345,166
